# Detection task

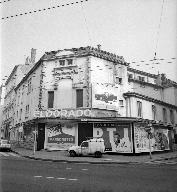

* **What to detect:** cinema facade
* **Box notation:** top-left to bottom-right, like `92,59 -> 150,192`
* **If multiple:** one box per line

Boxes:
17,107 -> 172,154
4,46 -> 176,154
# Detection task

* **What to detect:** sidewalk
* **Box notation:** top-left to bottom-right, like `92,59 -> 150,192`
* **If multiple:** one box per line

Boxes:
11,146 -> 177,164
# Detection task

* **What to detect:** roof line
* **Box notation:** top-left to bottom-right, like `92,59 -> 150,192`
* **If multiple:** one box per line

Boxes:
123,92 -> 177,109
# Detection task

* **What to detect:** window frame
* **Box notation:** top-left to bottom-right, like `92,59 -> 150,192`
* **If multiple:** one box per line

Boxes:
137,101 -> 142,117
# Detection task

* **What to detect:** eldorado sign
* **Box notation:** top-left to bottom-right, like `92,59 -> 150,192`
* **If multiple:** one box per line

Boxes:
34,109 -> 92,118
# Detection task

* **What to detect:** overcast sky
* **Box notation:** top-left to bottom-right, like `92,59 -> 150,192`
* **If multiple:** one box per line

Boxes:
0,0 -> 177,83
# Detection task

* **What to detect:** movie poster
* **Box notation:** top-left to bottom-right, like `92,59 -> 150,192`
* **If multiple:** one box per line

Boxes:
92,83 -> 118,110
46,123 -> 76,150
134,123 -> 170,153
93,123 -> 133,153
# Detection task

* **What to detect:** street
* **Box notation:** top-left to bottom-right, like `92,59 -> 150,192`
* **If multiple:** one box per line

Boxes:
0,153 -> 177,192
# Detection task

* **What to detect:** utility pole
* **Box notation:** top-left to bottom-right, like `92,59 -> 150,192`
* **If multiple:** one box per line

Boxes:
33,129 -> 37,155
145,123 -> 152,159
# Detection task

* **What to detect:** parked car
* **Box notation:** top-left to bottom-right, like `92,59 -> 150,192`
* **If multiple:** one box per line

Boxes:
0,139 -> 11,151
68,138 -> 105,158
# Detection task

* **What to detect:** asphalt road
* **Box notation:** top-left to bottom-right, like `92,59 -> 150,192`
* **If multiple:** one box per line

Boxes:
0,153 -> 177,192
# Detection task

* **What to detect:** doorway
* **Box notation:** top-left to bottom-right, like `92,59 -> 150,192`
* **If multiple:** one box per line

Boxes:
78,123 -> 93,145
37,123 -> 45,151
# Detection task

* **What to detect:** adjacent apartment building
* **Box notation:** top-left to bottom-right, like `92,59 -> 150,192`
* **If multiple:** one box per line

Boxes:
1,46 -> 177,153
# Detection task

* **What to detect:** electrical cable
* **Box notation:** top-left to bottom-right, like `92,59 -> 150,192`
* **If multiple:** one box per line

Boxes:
80,0 -> 93,45
1,0 -> 88,20
0,0 -> 11,4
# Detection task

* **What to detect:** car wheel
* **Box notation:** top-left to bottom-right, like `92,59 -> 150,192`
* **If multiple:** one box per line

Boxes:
69,150 -> 76,157
94,151 -> 102,158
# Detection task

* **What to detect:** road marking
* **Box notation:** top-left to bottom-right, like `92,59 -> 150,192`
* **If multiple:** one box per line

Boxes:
56,178 -> 66,180
66,167 -> 72,170
46,177 -> 54,179
81,169 -> 88,171
68,178 -> 78,181
0,152 -> 9,156
34,176 -> 43,178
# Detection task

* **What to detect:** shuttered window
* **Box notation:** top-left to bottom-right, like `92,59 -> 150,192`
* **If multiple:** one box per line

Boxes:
48,91 -> 54,108
76,89 -> 83,107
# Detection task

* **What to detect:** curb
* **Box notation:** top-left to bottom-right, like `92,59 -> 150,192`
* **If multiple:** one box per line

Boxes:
11,149 -> 177,165
12,150 -> 139,165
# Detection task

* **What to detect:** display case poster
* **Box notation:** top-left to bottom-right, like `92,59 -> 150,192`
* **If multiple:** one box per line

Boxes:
93,123 -> 133,153
134,123 -> 170,153
92,83 -> 118,110
47,124 -> 75,149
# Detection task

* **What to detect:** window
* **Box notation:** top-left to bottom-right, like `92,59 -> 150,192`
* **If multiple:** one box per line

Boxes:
59,60 -> 65,66
170,110 -> 174,124
138,76 -> 145,82
128,73 -> 133,79
76,89 -> 83,107
162,108 -> 167,122
19,109 -> 22,121
81,142 -> 88,147
119,100 -> 124,106
67,59 -> 73,65
115,77 -> 122,84
26,105 -> 29,114
27,78 -> 32,94
137,101 -> 142,117
152,105 -> 156,120
48,91 -> 54,108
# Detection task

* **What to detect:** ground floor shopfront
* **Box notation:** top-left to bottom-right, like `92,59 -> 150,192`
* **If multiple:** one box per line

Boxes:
10,118 -> 174,154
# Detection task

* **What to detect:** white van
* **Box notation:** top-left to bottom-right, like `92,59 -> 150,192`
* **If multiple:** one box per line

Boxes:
68,138 -> 105,158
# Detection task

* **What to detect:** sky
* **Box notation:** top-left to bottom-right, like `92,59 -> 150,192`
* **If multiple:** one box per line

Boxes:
0,0 -> 177,84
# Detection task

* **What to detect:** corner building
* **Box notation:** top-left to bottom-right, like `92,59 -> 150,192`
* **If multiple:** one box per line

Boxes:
9,46 -> 177,153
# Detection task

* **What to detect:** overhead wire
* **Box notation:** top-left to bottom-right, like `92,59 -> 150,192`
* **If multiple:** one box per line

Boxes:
0,0 -> 11,4
1,0 -> 88,20
80,0 -> 93,45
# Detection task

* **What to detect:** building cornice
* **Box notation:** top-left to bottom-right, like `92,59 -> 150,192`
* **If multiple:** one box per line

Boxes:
42,46 -> 129,66
127,67 -> 157,78
5,65 -> 19,86
128,78 -> 163,88
123,92 -> 177,110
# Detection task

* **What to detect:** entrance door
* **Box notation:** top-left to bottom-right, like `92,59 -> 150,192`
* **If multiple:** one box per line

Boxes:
37,123 -> 45,151
78,123 -> 93,145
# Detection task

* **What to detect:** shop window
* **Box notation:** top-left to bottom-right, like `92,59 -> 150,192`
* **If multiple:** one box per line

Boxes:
170,110 -> 174,124
76,89 -> 83,107
152,105 -> 156,120
162,108 -> 167,123
48,91 -> 54,108
137,101 -> 142,117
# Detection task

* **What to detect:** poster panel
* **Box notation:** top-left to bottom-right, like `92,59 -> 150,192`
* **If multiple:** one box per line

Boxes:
93,123 -> 133,153
46,123 -> 76,150
134,123 -> 170,153
92,83 -> 118,110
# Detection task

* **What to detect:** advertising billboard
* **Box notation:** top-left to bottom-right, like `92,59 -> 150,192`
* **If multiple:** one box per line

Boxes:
93,123 -> 133,153
46,123 -> 76,150
92,83 -> 119,110
134,123 -> 170,153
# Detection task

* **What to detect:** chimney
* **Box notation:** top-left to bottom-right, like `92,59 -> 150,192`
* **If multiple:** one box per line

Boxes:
30,48 -> 36,64
97,44 -> 101,50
